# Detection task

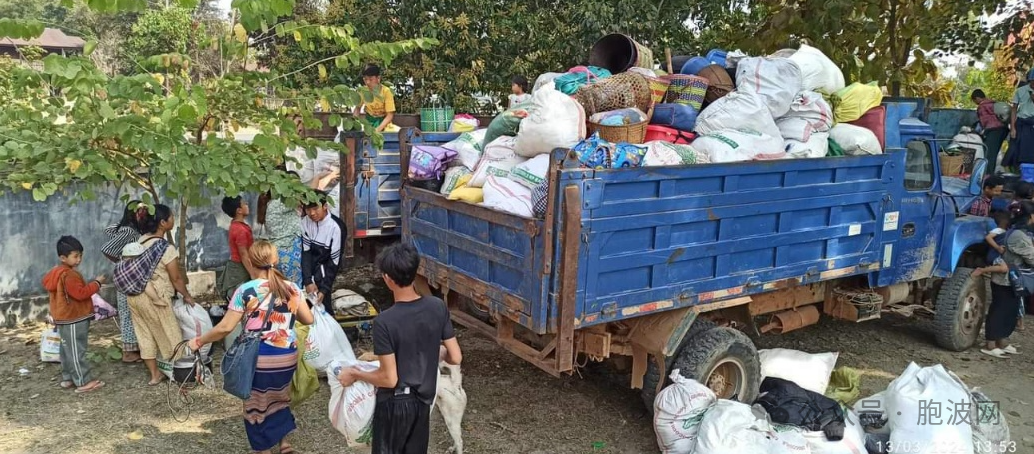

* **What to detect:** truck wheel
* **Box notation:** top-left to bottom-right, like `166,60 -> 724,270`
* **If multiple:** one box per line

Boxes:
641,322 -> 760,409
934,267 -> 988,351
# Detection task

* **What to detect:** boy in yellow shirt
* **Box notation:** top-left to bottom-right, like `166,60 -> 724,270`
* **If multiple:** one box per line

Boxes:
355,64 -> 397,132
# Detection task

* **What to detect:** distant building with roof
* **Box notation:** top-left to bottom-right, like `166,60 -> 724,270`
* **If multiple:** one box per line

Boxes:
0,28 -> 86,68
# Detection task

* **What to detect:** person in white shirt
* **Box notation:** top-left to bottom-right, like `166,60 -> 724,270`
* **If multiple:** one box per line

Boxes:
301,192 -> 344,311
508,75 -> 531,108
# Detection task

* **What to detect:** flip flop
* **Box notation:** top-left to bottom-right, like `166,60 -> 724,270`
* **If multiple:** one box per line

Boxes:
147,378 -> 166,386
74,381 -> 105,394
59,381 -> 74,389
981,348 -> 1008,358
1003,345 -> 1020,355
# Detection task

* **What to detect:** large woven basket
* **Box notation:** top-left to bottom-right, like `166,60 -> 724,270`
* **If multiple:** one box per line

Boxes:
645,76 -> 670,105
663,74 -> 709,111
588,119 -> 648,144
939,153 -> 967,176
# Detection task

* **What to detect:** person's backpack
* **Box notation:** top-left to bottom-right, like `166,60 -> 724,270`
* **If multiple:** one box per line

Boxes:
113,238 -> 168,295
994,102 -> 1011,124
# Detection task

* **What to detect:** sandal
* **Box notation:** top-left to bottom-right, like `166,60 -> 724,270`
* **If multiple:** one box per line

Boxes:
74,380 -> 105,393
59,380 -> 74,389
147,377 -> 166,386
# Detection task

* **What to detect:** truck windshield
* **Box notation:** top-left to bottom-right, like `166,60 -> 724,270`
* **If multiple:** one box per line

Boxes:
904,140 -> 934,191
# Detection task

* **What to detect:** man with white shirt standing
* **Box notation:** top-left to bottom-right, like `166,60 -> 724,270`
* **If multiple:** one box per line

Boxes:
301,192 -> 343,311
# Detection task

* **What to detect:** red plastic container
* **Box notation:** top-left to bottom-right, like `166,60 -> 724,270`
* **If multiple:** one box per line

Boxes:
644,125 -> 696,144
847,106 -> 887,151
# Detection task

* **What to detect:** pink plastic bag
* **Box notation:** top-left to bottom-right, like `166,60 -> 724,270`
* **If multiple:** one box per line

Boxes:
92,294 -> 117,321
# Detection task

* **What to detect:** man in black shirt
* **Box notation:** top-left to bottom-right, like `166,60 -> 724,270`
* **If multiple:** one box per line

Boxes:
337,243 -> 462,454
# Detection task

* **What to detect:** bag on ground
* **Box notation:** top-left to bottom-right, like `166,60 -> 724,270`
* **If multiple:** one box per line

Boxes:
328,359 -> 380,446
759,348 -> 838,394
470,136 -> 525,188
653,370 -> 717,454
40,328 -> 61,363
510,154 -> 551,189
691,129 -> 787,163
829,123 -> 882,155
884,363 -> 973,454
694,400 -> 774,454
515,85 -> 587,158
291,323 -> 320,407
482,175 -> 533,217
695,91 -> 781,139
304,305 -> 355,371
789,44 -> 846,94
799,409 -> 868,454
443,129 -> 487,170
832,82 -> 883,123
173,299 -> 214,358
735,57 -> 803,118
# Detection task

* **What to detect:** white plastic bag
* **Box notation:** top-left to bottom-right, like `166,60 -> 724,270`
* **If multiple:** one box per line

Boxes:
482,175 -> 534,217
509,154 -> 550,189
533,72 -> 565,93
304,305 -> 356,371
696,91 -> 781,139
470,136 -> 525,188
328,359 -> 380,446
759,349 -> 838,395
440,166 -> 473,195
443,129 -> 487,170
785,132 -> 830,159
40,328 -> 61,363
769,427 -> 812,454
514,85 -> 586,158
802,410 -> 867,454
950,132 -> 985,160
173,299 -> 214,358
690,129 -> 788,163
694,400 -> 774,454
735,57 -> 803,118
885,363 -> 973,454
830,123 -> 882,156
789,44 -> 846,94
653,370 -> 717,454
92,294 -> 118,321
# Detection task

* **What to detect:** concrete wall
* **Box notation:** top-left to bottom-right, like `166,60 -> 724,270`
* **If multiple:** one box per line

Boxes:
0,183 -> 256,326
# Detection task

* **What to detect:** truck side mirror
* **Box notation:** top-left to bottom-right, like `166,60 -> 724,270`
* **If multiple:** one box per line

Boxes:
968,158 -> 988,196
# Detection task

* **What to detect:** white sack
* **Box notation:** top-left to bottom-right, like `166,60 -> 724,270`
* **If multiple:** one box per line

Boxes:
304,305 -> 356,371
789,44 -> 846,94
694,400 -> 774,454
440,166 -> 473,195
885,363 -> 973,454
691,129 -> 788,163
514,85 -> 586,158
735,57 -> 803,118
759,349 -> 838,395
173,299 -> 214,358
830,123 -> 882,156
510,154 -> 550,189
778,91 -> 834,141
443,129 -> 487,170
470,136 -> 525,188
785,132 -> 830,159
653,370 -> 717,454
696,91 -> 781,139
332,289 -> 369,311
482,175 -> 533,217
769,428 -> 812,454
644,141 -> 710,167
328,359 -> 380,446
801,410 -> 867,454
40,328 -> 61,363
951,132 -> 985,160
533,72 -> 565,93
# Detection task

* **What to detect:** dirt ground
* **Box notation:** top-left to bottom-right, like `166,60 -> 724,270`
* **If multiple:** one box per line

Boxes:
1,266 -> 1033,453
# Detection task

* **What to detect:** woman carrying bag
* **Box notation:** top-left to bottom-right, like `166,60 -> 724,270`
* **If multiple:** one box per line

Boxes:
974,201 -> 1034,358
190,240 -> 314,454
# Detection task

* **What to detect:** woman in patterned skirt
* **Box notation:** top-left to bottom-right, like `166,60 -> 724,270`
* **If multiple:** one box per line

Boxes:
101,200 -> 146,363
190,240 -> 314,453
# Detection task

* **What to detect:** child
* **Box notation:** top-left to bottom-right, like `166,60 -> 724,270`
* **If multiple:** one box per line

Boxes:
301,193 -> 344,311
508,75 -> 531,108
986,211 -> 1011,260
218,196 -> 256,301
41,236 -> 107,393
336,243 -> 462,453
120,242 -> 162,302
354,64 -> 397,133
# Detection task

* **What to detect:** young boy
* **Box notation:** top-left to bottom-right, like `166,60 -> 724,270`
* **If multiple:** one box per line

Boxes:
41,236 -> 107,393
354,64 -> 396,133
986,211 -> 1011,259
337,243 -> 462,453
969,175 -> 1003,217
301,193 -> 343,311
218,196 -> 256,301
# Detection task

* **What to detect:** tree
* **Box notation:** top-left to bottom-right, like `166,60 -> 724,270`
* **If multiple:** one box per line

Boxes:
0,0 -> 437,262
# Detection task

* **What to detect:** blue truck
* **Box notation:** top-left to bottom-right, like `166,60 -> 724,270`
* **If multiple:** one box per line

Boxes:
399,102 -> 993,406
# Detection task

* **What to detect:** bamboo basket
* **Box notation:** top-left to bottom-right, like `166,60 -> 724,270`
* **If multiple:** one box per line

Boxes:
939,153 -> 966,176
588,119 -> 648,144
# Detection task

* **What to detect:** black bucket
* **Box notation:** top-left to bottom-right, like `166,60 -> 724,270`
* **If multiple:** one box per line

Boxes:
589,34 -> 654,74
662,55 -> 693,74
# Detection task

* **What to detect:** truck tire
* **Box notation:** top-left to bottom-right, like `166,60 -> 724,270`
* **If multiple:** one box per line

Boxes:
641,322 -> 760,410
934,267 -> 988,351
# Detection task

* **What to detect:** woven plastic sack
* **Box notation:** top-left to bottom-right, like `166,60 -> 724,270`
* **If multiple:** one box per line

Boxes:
304,305 -> 355,371
830,123 -> 881,156
482,175 -> 533,217
696,91 -> 780,139
777,90 -> 834,142
735,57 -> 803,118
328,359 -> 380,446
653,371 -> 716,453
644,141 -> 708,166
832,82 -> 883,123
443,129 -> 486,170
885,363 -> 973,454
515,85 -> 587,158
691,129 -> 787,163
510,154 -> 550,189
440,167 -> 473,195
470,136 -> 524,188
785,132 -> 830,159
789,44 -> 846,94
483,102 -> 532,148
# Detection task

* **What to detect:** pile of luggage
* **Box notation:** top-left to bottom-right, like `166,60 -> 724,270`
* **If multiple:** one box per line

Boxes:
408,34 -> 891,219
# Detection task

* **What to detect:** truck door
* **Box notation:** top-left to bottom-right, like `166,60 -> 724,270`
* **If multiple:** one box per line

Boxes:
878,140 -> 949,285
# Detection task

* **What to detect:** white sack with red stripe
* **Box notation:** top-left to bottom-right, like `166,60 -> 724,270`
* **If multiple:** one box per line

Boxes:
481,175 -> 534,218
735,57 -> 803,118
776,91 -> 834,142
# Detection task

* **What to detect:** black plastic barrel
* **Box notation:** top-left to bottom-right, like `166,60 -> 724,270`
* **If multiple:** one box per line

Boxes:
589,34 -> 654,74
